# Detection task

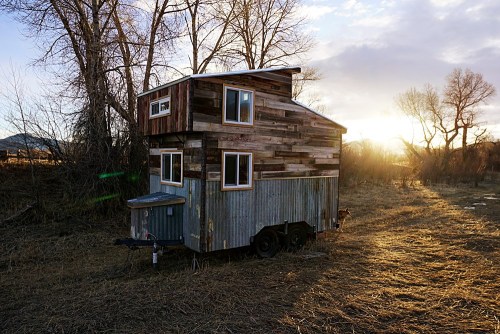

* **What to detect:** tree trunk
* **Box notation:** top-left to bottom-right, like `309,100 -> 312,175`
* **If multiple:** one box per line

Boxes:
462,126 -> 468,161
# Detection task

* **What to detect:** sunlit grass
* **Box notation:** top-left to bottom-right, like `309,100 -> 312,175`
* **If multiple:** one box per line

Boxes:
0,178 -> 498,333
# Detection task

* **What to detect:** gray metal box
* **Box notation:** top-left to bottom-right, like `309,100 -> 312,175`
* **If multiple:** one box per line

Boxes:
127,192 -> 185,242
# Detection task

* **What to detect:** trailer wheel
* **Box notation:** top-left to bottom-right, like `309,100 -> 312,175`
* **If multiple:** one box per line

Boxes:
254,229 -> 279,258
286,225 -> 308,251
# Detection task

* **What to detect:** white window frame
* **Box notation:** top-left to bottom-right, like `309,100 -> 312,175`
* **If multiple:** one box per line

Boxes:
160,149 -> 183,187
222,151 -> 253,191
150,96 -> 171,119
223,85 -> 254,126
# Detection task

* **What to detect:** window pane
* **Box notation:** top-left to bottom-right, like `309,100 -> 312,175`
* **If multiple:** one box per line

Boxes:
162,154 -> 171,181
151,102 -> 159,115
224,154 -> 238,186
239,154 -> 250,185
239,91 -> 252,123
160,100 -> 170,112
172,153 -> 182,183
225,89 -> 238,122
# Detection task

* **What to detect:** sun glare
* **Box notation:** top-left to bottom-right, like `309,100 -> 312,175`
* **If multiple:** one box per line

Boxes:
344,116 -> 416,154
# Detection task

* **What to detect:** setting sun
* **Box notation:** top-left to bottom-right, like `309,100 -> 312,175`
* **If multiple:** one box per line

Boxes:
342,115 -> 416,153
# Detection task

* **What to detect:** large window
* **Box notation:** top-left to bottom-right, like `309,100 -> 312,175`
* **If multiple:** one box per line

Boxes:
150,96 -> 171,118
222,151 -> 253,190
223,85 -> 254,125
161,150 -> 183,186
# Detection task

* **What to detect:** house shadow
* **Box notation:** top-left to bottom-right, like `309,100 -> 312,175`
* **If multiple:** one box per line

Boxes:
97,228 -> 377,333
426,183 -> 500,256
6,182 -> 499,333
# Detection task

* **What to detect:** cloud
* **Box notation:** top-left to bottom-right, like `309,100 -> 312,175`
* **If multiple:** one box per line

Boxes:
303,0 -> 500,140
298,5 -> 336,20
430,0 -> 465,7
342,0 -> 369,15
351,15 -> 396,28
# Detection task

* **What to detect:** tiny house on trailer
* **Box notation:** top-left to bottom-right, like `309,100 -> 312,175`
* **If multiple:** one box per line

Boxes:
123,67 -> 346,257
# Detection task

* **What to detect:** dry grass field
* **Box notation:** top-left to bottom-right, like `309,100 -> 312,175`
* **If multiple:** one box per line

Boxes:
1,168 -> 499,333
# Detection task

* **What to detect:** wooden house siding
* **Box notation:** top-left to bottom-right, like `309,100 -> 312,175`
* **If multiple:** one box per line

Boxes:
190,74 -> 342,182
132,67 -> 346,253
141,71 -> 343,182
149,134 -> 204,180
138,80 -> 191,136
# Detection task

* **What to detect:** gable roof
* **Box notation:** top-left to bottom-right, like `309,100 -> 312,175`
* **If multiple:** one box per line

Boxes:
292,100 -> 347,132
138,66 -> 301,97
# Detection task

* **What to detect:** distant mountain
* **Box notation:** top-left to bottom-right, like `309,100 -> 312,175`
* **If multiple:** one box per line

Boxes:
0,133 -> 59,151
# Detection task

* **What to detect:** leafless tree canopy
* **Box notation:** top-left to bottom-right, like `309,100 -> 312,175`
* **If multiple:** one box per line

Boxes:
183,0 -> 237,74
229,0 -> 313,69
0,0 -> 317,202
397,85 -> 438,154
397,68 -> 496,185
0,0 -> 186,202
292,66 -> 321,100
443,68 -> 496,152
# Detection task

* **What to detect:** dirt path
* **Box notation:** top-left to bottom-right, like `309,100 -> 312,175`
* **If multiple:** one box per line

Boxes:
1,183 -> 499,333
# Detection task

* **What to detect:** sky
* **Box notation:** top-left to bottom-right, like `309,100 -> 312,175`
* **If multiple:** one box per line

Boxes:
0,0 -> 499,149
301,0 -> 500,147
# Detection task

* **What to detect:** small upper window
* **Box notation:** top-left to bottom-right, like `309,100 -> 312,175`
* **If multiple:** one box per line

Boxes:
222,151 -> 252,190
223,86 -> 254,125
161,150 -> 183,186
150,97 -> 171,118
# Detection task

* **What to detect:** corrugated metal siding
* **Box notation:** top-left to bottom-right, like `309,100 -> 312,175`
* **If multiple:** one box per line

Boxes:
130,204 -> 183,242
206,185 -> 256,252
206,177 -> 338,252
150,175 -> 202,252
149,175 -> 338,253
148,205 -> 183,241
130,208 -> 147,240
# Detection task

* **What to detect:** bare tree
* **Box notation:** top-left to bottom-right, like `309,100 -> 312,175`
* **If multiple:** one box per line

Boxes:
292,66 -> 321,100
139,0 -> 184,91
1,67 -> 38,199
397,86 -> 438,154
229,0 -> 312,69
443,68 -> 496,158
183,0 -> 237,74
107,0 -> 183,178
397,68 -> 496,184
0,1 -> 181,143
0,0 -> 185,203
399,69 -> 495,155
290,66 -> 325,112
2,0 -> 119,167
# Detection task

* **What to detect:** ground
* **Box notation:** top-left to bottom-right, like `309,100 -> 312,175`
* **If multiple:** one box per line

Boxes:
0,173 -> 499,333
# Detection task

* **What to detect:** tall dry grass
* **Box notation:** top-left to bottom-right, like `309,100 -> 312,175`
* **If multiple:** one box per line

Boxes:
341,139 -> 500,187
341,140 -> 409,186
1,176 -> 498,333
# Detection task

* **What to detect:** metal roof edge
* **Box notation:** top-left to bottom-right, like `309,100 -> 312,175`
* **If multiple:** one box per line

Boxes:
292,99 -> 347,132
137,75 -> 192,97
137,66 -> 302,97
190,66 -> 301,79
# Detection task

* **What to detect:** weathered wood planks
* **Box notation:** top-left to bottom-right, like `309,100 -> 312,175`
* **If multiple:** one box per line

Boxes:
138,69 -> 345,182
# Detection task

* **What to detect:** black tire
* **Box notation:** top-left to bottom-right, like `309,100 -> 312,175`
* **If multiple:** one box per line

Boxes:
286,225 -> 308,251
254,229 -> 280,258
